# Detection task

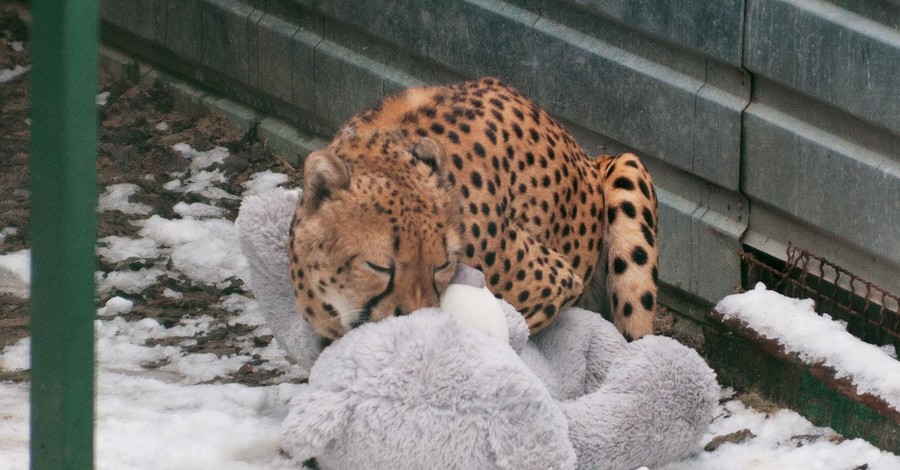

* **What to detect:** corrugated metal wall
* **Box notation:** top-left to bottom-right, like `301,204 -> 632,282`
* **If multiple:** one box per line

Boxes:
100,0 -> 900,320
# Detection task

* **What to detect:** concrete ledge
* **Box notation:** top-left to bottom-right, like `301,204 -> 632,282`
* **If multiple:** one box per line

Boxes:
257,117 -> 328,166
706,308 -> 900,453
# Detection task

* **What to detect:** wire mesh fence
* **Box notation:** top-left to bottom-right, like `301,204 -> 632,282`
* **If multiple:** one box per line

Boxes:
739,243 -> 900,354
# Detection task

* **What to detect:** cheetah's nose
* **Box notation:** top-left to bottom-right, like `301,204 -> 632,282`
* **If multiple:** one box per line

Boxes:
397,288 -> 438,316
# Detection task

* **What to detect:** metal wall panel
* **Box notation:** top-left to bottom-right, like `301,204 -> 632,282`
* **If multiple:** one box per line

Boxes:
746,0 -> 900,133
561,0 -> 746,65
742,0 -> 900,292
100,0 -> 900,310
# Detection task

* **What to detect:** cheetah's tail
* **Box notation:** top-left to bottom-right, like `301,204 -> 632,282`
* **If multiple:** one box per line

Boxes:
598,153 -> 659,341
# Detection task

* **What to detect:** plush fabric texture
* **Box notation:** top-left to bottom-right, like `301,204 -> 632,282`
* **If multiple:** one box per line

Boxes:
235,190 -> 321,374
237,189 -> 720,470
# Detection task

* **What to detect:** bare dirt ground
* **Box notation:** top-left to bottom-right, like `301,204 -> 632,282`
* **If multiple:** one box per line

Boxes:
0,9 -> 301,385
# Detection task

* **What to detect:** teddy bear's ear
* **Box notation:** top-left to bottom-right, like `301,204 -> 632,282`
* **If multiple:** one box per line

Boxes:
280,388 -> 350,462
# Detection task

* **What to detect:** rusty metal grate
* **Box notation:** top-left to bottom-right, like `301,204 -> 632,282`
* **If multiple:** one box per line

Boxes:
739,243 -> 900,353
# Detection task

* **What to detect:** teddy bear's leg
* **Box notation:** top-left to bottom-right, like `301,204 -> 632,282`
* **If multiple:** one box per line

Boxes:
236,190 -> 323,373
560,335 -> 719,470
530,307 -> 627,400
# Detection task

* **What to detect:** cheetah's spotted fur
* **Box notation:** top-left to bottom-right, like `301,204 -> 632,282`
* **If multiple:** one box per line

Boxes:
289,78 -> 659,341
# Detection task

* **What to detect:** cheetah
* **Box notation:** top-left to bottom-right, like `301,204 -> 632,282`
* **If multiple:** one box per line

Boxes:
289,77 -> 659,341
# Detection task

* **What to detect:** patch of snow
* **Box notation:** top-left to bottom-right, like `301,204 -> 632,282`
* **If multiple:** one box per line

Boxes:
717,283 -> 900,413
180,169 -> 226,196
0,64 -> 30,84
663,396 -> 900,470
98,183 -> 152,215
137,216 -> 248,284
220,294 -> 253,313
155,122 -> 169,132
94,374 -> 297,469
95,315 -> 248,383
0,248 -> 30,298
97,236 -> 160,264
0,248 -> 30,286
138,215 -> 234,246
98,296 -> 134,317
242,170 -> 289,196
11,41 -> 24,52
172,143 -> 230,171
0,321 -> 301,468
0,382 -> 28,468
181,169 -> 239,200
0,226 -> 18,244
173,201 -> 225,218
96,91 -> 111,106
162,351 -> 249,384
227,300 -> 268,328
171,238 -> 248,284
158,146 -> 240,201
0,337 -> 30,372
162,288 -> 183,299
98,268 -> 165,295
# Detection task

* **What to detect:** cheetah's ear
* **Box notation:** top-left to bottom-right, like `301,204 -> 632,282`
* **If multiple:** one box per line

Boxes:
302,149 -> 351,212
412,137 -> 447,182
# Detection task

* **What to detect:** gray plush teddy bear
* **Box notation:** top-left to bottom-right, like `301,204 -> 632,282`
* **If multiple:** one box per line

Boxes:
236,189 -> 719,470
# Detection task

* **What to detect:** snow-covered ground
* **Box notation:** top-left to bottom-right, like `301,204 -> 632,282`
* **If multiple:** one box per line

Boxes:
1,143 -> 899,469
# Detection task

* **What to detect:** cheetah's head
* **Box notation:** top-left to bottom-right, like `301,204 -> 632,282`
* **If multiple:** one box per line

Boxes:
290,133 -> 463,339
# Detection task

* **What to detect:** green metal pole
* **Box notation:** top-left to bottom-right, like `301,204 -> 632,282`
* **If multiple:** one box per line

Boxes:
29,0 -> 100,468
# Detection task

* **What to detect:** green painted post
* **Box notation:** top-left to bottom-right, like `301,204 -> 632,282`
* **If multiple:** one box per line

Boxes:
29,0 -> 100,468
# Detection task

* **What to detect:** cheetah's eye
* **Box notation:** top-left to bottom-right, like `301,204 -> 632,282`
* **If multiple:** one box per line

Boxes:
365,261 -> 394,274
434,260 -> 453,273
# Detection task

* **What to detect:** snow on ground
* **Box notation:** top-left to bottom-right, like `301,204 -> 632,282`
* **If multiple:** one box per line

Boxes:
2,142 -> 899,469
97,236 -> 160,263
96,91 -> 111,106
137,215 -> 247,285
173,201 -> 226,218
662,389 -> 900,470
0,64 -> 30,84
242,170 -> 289,196
97,183 -> 152,215
0,248 -> 30,298
0,248 -> 30,285
0,226 -> 18,244
0,344 -> 300,470
718,282 -> 900,413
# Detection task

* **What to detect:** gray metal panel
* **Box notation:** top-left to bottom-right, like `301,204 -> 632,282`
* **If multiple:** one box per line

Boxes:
200,0 -> 255,83
562,0 -> 746,65
657,189 -> 746,305
255,14 -> 297,103
315,0 -> 746,190
746,0 -> 900,133
743,103 -> 900,264
164,0 -> 202,61
102,0 -> 166,43
291,29 -> 321,113
313,41 -> 387,130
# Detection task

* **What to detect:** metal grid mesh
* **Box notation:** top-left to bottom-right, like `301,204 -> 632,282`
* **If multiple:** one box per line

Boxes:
739,243 -> 900,352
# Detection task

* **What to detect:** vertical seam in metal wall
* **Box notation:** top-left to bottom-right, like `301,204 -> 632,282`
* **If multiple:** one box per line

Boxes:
737,0 -> 754,246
